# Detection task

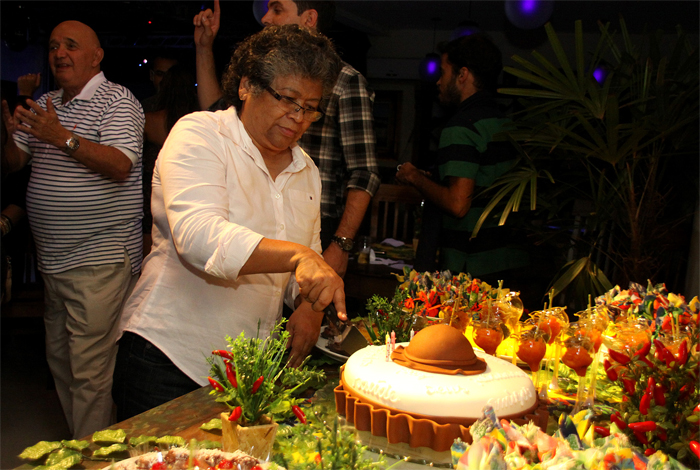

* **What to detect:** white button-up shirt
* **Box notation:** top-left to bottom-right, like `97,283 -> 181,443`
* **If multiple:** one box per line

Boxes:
119,107 -> 321,384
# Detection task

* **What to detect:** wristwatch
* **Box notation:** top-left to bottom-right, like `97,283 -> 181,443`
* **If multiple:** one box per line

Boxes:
64,134 -> 80,154
331,235 -> 354,252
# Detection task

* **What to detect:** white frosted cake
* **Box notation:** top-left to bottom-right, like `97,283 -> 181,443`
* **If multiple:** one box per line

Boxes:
334,324 -> 546,452
343,344 -> 536,418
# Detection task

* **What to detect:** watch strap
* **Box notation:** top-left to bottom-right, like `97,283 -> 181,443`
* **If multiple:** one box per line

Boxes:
331,235 -> 354,252
64,134 -> 80,154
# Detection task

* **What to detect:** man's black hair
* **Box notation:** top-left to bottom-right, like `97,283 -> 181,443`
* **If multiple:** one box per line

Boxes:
293,1 -> 335,34
438,33 -> 502,92
149,50 -> 181,69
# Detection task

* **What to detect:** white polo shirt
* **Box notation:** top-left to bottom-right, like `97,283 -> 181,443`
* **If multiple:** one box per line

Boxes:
14,72 -> 145,275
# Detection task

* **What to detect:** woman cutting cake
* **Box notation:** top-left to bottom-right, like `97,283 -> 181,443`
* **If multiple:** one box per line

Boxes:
113,25 -> 344,420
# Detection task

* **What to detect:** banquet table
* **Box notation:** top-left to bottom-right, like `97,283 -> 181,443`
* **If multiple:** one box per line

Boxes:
15,364 -> 445,470
16,386 -> 227,470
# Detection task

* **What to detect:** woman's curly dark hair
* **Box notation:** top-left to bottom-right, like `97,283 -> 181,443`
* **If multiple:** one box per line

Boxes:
221,24 -> 341,112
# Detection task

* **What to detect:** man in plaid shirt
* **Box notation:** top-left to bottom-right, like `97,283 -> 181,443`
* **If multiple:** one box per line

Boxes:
194,0 -> 380,277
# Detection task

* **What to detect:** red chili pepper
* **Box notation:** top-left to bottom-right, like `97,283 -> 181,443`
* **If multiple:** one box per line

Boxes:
604,359 -> 618,381
690,441 -> 700,460
644,448 -> 655,457
610,412 -> 627,430
212,349 -> 233,360
314,453 -> 322,464
645,377 -> 656,393
250,466 -> 264,470
594,426 -> 610,437
639,357 -> 654,368
633,431 -> 649,445
628,421 -> 657,433
639,392 -> 652,415
208,376 -> 224,392
608,349 -> 631,365
653,339 -> 675,367
251,375 -> 264,394
225,361 -> 238,388
621,378 -> 636,396
680,383 -> 696,401
677,339 -> 689,366
218,459 -> 235,469
634,341 -> 651,358
291,405 -> 307,424
151,462 -> 168,470
228,406 -> 242,421
653,384 -> 666,406
657,428 -> 667,441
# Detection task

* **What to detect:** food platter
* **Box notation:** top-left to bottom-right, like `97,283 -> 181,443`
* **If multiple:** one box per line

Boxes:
314,326 -> 349,362
102,449 -> 276,470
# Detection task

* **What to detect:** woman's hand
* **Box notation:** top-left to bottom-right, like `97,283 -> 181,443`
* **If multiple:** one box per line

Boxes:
286,302 -> 324,368
294,249 -> 347,321
239,239 -> 347,320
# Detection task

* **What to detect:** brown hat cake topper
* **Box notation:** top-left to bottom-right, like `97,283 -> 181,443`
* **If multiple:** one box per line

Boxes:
391,323 -> 487,375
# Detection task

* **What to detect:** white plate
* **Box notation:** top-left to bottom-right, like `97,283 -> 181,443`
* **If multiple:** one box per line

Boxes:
315,326 -> 350,362
103,450 -> 277,470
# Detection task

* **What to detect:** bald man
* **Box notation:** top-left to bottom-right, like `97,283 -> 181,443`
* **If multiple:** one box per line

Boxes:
2,20 -> 145,438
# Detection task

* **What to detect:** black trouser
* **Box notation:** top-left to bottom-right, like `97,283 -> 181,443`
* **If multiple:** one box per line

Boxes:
112,332 -> 199,422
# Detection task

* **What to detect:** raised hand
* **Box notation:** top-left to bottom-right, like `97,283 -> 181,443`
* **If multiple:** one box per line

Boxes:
193,0 -> 221,48
18,73 -> 41,97
15,97 -> 69,148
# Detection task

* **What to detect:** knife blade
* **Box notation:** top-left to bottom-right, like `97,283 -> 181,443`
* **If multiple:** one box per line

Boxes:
323,304 -> 369,356
324,304 -> 347,334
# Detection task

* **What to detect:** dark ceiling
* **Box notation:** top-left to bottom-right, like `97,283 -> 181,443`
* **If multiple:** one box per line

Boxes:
336,1 -> 699,34
2,0 -> 697,98
2,0 -> 698,48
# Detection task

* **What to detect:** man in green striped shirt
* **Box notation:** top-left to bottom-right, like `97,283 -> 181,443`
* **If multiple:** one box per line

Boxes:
396,33 -> 528,279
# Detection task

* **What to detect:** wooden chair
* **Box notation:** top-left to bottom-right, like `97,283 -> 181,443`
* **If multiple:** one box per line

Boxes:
369,184 -> 424,244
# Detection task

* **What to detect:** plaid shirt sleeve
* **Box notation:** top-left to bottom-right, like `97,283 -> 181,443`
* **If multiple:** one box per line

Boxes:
337,67 -> 381,198
300,64 -> 381,219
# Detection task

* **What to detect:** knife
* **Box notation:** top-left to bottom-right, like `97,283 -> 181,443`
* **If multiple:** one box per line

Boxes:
323,304 -> 370,356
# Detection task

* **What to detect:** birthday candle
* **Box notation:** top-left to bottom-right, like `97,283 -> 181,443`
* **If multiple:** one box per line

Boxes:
385,333 -> 390,361
410,329 -> 414,340
390,331 -> 396,352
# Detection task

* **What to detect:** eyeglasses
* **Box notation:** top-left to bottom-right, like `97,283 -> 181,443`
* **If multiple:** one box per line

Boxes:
266,87 -> 324,122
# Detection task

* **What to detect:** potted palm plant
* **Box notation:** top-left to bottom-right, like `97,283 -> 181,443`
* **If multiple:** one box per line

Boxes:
474,18 -> 699,307
207,320 -> 324,460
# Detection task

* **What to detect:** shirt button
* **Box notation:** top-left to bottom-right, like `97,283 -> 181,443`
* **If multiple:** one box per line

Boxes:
280,224 -> 285,230
275,290 -> 281,296
275,193 -> 281,199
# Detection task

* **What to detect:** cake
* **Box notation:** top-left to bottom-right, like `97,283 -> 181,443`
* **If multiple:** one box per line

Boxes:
334,324 -> 547,452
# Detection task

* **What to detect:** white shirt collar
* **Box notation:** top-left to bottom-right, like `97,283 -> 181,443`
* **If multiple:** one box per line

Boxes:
218,107 -> 309,174
57,72 -> 106,103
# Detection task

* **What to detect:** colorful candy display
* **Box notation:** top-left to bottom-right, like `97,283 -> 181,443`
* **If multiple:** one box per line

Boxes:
451,406 -> 690,470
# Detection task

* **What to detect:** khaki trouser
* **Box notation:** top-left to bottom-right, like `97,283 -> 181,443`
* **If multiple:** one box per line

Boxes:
42,251 -> 138,438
